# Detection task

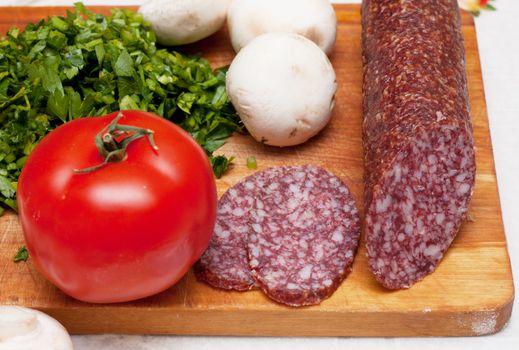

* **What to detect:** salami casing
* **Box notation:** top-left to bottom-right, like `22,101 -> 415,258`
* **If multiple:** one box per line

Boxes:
362,0 -> 476,289
248,165 -> 360,306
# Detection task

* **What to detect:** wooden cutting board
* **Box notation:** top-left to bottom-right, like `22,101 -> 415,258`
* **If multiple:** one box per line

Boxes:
0,5 -> 514,336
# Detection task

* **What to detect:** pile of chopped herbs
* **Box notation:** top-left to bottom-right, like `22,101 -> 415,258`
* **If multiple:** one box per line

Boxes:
0,3 -> 240,214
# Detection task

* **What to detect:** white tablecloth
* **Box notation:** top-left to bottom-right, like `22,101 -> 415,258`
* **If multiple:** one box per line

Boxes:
1,0 -> 517,349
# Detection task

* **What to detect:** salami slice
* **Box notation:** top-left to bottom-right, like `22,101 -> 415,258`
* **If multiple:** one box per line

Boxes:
194,178 -> 260,291
362,0 -> 476,289
248,165 -> 360,306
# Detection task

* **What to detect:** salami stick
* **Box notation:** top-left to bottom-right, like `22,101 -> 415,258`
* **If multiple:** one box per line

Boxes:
362,0 -> 476,289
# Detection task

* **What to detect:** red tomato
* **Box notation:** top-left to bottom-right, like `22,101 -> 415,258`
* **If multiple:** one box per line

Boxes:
17,110 -> 217,303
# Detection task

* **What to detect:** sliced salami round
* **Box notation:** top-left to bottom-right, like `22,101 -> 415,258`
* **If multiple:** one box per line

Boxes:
194,177 -> 261,291
247,165 -> 360,307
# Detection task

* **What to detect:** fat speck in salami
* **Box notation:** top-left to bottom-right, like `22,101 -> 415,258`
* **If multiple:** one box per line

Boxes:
248,165 -> 360,306
362,0 -> 476,289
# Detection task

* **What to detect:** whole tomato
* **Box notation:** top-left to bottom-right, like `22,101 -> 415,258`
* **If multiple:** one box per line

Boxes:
17,111 -> 217,303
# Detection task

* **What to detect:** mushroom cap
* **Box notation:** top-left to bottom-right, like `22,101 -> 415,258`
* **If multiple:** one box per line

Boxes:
228,0 -> 337,54
226,32 -> 336,147
139,0 -> 229,46
0,306 -> 73,350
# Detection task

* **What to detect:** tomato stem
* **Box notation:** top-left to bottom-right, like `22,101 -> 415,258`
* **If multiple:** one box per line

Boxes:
102,133 -> 119,153
74,112 -> 158,174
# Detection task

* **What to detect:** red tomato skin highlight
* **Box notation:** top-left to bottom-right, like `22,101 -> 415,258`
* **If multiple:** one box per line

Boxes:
17,111 -> 217,303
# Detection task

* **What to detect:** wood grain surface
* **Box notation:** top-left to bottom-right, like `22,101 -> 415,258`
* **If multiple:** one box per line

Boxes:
0,5 -> 514,336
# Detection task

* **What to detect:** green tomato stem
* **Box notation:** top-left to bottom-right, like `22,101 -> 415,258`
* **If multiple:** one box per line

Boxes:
74,112 -> 158,174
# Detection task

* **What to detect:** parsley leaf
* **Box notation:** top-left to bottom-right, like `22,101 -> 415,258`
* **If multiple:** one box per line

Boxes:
211,156 -> 234,179
13,246 -> 28,262
114,50 -> 134,77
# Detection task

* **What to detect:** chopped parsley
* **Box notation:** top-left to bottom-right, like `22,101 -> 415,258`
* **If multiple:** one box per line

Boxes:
0,3 -> 240,211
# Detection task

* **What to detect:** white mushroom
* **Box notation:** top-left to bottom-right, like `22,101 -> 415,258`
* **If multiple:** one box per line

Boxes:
139,0 -> 230,46
0,306 -> 73,350
226,32 -> 336,147
227,0 -> 337,54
